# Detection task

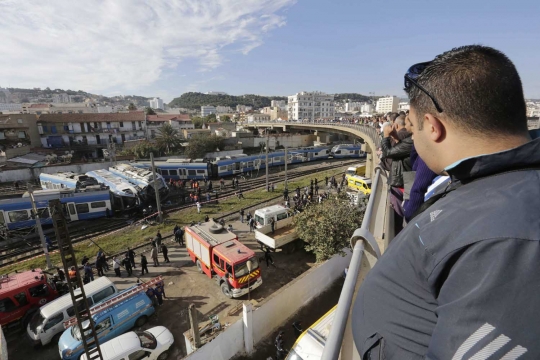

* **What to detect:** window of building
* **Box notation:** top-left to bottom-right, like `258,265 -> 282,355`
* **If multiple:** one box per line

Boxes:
75,203 -> 89,213
78,110 -> 83,114
17,118 -> 23,124
0,132 -> 5,140
91,201 -> 106,209
119,122 -> 124,127
18,131 -> 26,138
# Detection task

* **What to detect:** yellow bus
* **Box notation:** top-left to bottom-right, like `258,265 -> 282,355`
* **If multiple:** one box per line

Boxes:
347,175 -> 371,195
285,305 -> 337,360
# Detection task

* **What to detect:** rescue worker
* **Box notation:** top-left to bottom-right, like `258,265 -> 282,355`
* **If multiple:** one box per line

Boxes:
264,247 -> 276,268
112,256 -> 122,277
123,253 -> 133,276
140,254 -> 149,275
155,282 -> 166,306
68,266 -> 78,285
161,244 -> 170,263
84,262 -> 94,283
240,208 -> 245,223
155,230 -> 162,252
150,246 -> 159,266
146,286 -> 158,307
127,247 -> 136,268
275,331 -> 286,360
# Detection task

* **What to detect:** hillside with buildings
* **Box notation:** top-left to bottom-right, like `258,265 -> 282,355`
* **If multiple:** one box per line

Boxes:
168,92 -> 288,109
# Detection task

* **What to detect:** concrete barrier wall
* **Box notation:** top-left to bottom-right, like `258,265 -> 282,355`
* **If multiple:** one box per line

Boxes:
183,317 -> 244,360
252,249 -> 352,344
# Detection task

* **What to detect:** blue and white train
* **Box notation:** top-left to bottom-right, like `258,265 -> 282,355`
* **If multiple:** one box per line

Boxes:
108,164 -> 169,200
40,172 -> 99,190
330,144 -> 365,158
131,160 -> 213,181
85,170 -> 142,210
211,146 -> 331,177
0,188 -> 112,230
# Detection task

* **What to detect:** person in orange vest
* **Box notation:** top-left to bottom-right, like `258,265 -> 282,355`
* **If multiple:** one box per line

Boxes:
68,266 -> 78,288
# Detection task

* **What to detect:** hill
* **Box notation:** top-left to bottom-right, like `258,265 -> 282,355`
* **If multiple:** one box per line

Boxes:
168,92 -> 288,109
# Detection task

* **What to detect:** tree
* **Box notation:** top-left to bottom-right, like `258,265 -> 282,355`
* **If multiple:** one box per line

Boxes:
293,194 -> 364,262
127,103 -> 137,111
132,141 -> 160,159
191,116 -> 204,129
155,123 -> 182,154
145,107 -> 156,115
184,134 -> 224,159
221,115 -> 231,122
205,113 -> 217,123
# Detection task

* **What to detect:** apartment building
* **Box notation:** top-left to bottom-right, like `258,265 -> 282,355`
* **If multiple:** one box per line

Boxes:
37,112 -> 147,150
287,91 -> 335,121
201,105 -> 217,117
376,96 -> 400,113
146,114 -> 194,138
149,97 -> 164,110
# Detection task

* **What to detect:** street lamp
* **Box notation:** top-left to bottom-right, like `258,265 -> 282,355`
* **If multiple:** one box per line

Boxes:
246,260 -> 253,301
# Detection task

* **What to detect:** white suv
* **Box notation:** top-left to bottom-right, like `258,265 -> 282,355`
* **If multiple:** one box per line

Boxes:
80,326 -> 174,360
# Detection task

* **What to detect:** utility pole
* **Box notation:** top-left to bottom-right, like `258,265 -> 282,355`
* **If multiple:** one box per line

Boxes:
284,141 -> 288,189
150,152 -> 163,223
28,184 -> 52,269
265,134 -> 269,192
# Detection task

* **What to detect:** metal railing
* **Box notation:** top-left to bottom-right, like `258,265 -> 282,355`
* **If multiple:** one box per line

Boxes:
320,167 -> 383,360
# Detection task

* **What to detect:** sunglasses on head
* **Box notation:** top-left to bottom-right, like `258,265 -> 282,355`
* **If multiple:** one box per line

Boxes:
404,61 -> 444,113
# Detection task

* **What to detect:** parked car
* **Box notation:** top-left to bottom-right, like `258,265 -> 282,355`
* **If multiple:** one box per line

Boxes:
80,326 -> 174,360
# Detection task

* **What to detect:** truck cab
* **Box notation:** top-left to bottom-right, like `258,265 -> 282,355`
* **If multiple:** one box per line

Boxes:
254,205 -> 290,228
0,269 -> 60,330
185,222 -> 263,298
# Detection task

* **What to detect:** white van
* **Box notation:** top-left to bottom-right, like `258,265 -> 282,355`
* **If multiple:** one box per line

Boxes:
80,326 -> 174,360
27,277 -> 118,346
254,204 -> 290,228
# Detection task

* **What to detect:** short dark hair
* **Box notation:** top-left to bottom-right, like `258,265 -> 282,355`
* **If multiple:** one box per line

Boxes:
406,45 -> 528,135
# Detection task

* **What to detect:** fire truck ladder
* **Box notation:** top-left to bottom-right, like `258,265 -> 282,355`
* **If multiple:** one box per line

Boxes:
49,199 -> 103,360
63,275 -> 163,329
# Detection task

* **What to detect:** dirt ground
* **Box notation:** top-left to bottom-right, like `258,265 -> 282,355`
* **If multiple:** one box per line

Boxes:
6,219 -> 318,360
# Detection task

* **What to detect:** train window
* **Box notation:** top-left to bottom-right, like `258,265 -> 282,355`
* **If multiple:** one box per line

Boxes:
219,166 -> 227,171
38,208 -> 50,218
335,150 -> 341,154
161,170 -> 169,176
197,170 -> 205,174
8,210 -> 29,223
91,201 -> 106,209
247,161 -> 253,167
188,170 -> 196,176
169,170 -> 178,176
76,203 -> 89,213
156,169 -> 162,174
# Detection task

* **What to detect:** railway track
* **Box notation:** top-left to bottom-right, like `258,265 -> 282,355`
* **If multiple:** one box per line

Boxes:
0,159 -> 361,269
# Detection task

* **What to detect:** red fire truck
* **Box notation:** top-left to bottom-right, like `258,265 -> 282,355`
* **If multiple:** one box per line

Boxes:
185,222 -> 263,298
0,269 -> 60,329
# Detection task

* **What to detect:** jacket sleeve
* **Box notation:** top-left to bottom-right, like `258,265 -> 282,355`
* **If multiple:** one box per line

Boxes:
426,238 -> 540,358
403,158 -> 437,222
381,137 -> 413,160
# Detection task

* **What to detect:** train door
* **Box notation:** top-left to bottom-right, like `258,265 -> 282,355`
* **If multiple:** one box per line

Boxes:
233,161 -> 241,174
308,152 -> 314,161
178,168 -> 187,180
66,202 -> 79,221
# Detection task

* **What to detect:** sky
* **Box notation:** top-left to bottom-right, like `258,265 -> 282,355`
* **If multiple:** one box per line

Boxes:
0,0 -> 539,102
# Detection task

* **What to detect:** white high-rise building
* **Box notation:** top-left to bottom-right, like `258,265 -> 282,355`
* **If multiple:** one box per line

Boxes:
398,102 -> 410,111
376,96 -> 400,113
215,105 -> 233,114
287,91 -> 335,121
361,103 -> 374,114
201,105 -> 216,117
149,97 -> 164,110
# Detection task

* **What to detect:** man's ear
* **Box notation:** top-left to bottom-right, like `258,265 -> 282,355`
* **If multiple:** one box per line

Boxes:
425,113 -> 446,142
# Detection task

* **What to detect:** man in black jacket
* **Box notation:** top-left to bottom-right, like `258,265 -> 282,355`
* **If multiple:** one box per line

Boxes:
381,116 -> 413,188
353,45 -> 540,358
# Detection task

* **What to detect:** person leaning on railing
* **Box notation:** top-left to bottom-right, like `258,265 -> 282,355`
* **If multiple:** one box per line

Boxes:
352,45 -> 540,358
